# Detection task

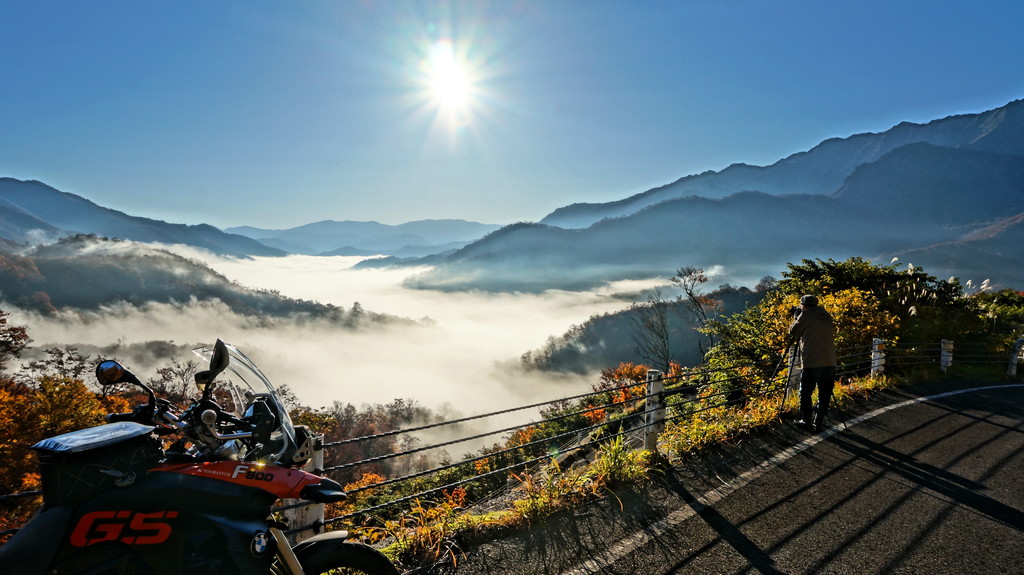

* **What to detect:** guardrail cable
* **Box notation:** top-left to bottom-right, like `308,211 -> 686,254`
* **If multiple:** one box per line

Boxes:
7,338 -> 1020,540
322,376 -> 666,449
324,382 -> 655,474
338,386 -> 667,498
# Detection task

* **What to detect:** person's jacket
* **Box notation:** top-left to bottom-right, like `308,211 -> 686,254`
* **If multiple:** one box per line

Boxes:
789,305 -> 836,368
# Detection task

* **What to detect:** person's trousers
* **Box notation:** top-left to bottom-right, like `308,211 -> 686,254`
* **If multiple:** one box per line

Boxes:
800,365 -> 836,427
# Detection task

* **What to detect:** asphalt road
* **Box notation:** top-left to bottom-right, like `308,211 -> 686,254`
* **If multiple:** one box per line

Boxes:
443,381 -> 1024,575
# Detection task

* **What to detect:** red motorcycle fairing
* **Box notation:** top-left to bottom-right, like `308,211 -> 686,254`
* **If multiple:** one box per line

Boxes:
152,460 -> 324,499
11,468 -> 282,575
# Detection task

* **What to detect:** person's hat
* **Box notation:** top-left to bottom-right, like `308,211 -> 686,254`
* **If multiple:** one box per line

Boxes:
800,294 -> 818,307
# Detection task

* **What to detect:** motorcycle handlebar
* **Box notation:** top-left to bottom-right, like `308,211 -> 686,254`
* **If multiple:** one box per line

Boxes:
105,412 -> 138,424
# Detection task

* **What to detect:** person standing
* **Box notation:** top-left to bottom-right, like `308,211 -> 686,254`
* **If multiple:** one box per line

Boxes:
789,294 -> 836,432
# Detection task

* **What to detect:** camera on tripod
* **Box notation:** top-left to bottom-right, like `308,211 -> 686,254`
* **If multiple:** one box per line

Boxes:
790,306 -> 802,318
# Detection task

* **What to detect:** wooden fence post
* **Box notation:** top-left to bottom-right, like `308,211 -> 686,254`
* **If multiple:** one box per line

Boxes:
644,370 -> 664,451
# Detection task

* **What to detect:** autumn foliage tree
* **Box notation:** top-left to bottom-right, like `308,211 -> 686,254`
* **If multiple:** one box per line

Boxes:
0,316 -> 130,534
700,257 -> 999,391
316,398 -> 443,485
777,257 -> 982,344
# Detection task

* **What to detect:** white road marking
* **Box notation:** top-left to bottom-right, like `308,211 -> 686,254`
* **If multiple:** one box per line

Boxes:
560,384 -> 1024,575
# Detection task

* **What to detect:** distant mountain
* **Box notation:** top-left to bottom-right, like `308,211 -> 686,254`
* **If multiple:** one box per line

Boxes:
0,199 -> 63,243
319,240 -> 472,258
225,219 -> 501,256
541,99 -> 1024,229
887,212 -> 1024,286
403,99 -> 1024,293
406,192 -> 863,292
831,142 -> 1024,221
0,177 -> 498,260
0,178 -> 285,257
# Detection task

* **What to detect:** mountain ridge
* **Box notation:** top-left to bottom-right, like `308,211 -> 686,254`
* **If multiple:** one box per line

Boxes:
540,99 -> 1024,228
0,178 -> 499,258
225,219 -> 501,256
0,178 -> 285,258
407,134 -> 1024,292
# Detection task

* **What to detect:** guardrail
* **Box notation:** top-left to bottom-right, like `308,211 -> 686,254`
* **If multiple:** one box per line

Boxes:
2,337 -> 1021,543
276,337 -> 1023,540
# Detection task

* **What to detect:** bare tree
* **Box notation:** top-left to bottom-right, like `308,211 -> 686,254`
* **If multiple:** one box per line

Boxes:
670,267 -> 722,357
21,345 -> 93,384
630,287 -> 673,373
152,358 -> 200,405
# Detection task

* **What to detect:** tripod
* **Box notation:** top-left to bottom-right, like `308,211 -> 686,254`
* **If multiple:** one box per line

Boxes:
774,340 -> 798,413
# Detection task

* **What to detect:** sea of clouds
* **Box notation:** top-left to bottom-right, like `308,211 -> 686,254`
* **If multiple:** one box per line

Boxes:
13,248 -> 656,416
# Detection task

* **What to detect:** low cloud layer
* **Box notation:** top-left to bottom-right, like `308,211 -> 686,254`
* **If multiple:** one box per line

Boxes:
12,252 -> 649,415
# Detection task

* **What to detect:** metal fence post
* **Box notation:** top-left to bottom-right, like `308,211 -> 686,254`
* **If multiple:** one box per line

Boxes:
871,338 -> 886,376
284,436 -> 325,543
644,370 -> 664,451
1009,338 -> 1024,377
940,339 -> 954,373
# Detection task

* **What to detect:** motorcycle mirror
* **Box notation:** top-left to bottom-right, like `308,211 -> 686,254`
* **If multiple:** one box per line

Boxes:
96,359 -> 155,407
96,360 -> 142,387
210,339 -> 230,373
194,339 -> 231,396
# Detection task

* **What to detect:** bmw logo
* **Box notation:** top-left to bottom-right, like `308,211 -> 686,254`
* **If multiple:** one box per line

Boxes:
251,531 -> 269,556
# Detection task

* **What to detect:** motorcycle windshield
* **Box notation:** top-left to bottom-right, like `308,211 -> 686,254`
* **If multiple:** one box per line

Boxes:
193,342 -> 298,464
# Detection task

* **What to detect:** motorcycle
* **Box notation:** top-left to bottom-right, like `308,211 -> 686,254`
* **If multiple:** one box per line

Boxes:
0,339 -> 400,575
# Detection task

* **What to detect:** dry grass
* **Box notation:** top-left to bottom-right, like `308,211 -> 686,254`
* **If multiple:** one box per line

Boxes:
356,372 -> 905,570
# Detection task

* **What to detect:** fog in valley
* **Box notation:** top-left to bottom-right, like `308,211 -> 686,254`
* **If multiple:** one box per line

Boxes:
11,249 -> 654,416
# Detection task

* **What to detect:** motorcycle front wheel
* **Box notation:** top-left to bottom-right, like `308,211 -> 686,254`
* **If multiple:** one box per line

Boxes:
297,540 -> 400,575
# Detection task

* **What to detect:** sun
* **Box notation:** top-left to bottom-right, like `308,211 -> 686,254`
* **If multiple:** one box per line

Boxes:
424,39 -> 475,117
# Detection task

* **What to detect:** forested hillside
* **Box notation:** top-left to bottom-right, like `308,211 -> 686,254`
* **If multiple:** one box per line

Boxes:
0,234 -> 397,324
522,282 -> 768,373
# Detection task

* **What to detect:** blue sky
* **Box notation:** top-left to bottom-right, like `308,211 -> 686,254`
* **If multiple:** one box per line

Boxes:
2,1 -> 1021,230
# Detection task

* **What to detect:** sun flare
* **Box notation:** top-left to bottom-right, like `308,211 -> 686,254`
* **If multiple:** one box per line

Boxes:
424,39 -> 475,116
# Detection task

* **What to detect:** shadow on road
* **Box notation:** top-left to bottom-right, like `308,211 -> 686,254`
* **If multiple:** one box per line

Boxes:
429,383 -> 1024,575
661,473 -> 786,575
